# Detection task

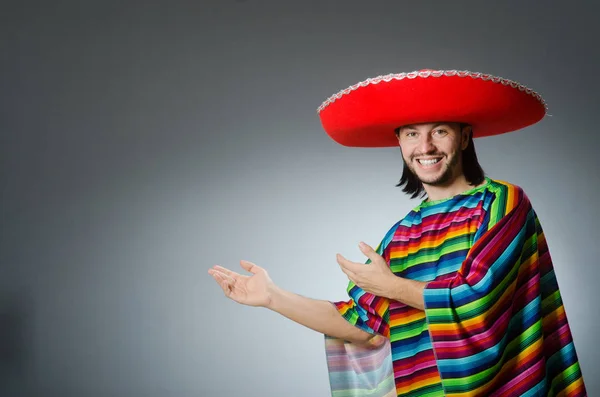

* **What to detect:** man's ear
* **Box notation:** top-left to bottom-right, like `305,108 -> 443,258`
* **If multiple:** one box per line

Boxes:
395,128 -> 402,146
461,125 -> 472,150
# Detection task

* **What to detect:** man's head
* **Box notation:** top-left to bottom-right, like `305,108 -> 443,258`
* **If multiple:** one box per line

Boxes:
394,122 -> 485,198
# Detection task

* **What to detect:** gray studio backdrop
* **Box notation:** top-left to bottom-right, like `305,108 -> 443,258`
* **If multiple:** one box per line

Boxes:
2,1 -> 598,396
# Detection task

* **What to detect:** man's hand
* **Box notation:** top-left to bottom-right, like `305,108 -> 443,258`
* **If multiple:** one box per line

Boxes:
208,260 -> 275,307
337,241 -> 426,310
336,242 -> 399,299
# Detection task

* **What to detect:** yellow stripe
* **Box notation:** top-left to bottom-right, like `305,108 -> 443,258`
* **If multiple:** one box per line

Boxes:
396,375 -> 443,395
390,310 -> 426,327
429,277 -> 518,333
444,333 -> 544,396
390,224 -> 479,258
542,305 -> 565,330
561,377 -> 584,396
429,244 -> 537,333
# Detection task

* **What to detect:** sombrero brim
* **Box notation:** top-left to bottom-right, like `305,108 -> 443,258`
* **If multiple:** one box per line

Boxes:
317,70 -> 548,147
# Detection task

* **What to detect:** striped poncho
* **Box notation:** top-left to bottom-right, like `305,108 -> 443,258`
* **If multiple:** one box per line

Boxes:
324,178 -> 586,396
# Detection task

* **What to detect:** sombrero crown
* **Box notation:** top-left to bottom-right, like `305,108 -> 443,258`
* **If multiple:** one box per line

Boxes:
317,69 -> 547,147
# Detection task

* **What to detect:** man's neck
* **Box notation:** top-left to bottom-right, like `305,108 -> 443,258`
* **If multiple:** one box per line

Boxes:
423,175 -> 486,202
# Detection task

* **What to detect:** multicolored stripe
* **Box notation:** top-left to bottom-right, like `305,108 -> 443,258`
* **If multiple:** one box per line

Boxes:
324,178 -> 586,396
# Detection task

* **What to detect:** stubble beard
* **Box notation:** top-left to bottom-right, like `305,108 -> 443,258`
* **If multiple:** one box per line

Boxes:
406,151 -> 461,187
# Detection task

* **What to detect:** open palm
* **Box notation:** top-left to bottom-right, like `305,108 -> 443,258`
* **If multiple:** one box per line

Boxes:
208,260 -> 273,307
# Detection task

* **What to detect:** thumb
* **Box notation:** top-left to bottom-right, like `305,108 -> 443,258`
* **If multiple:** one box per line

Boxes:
240,260 -> 262,274
359,241 -> 377,256
359,242 -> 384,265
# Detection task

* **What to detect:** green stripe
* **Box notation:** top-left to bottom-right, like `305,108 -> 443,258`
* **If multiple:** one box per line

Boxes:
541,290 -> 563,314
331,373 -> 396,397
442,320 -> 542,392
390,320 -> 428,341
403,382 -> 445,397
427,231 -> 536,322
392,235 -> 473,272
550,362 -> 581,393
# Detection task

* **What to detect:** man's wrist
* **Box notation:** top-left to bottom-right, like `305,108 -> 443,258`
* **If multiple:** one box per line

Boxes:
386,276 -> 427,310
265,284 -> 282,310
387,276 -> 405,301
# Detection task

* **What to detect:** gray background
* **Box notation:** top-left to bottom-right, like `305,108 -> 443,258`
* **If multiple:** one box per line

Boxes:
2,1 -> 598,396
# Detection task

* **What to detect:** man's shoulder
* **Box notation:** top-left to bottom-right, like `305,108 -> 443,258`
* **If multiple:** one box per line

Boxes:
485,177 -> 534,217
486,177 -> 528,198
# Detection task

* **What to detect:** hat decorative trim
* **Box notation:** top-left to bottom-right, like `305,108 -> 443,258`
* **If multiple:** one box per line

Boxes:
316,69 -> 548,114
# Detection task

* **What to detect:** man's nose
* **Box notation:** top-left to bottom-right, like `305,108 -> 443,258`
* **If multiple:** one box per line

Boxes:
418,135 -> 435,153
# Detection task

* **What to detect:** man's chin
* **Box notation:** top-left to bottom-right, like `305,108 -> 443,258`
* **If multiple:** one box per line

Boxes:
420,179 -> 445,187
417,173 -> 453,187
406,165 -> 454,187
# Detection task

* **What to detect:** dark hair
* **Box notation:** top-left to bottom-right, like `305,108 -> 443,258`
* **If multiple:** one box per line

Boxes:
395,124 -> 486,199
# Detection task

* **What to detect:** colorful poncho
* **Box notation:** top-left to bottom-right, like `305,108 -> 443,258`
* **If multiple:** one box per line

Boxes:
324,178 -> 586,396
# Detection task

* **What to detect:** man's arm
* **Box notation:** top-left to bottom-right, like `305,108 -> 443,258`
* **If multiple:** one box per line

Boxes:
337,243 -> 427,311
267,285 -> 379,346
209,261 -> 379,346
387,277 -> 426,310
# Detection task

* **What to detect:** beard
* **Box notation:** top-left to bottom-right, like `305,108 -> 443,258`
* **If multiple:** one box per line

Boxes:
404,151 -> 461,186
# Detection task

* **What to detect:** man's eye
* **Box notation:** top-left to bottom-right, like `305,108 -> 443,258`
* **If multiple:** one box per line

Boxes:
434,129 -> 448,135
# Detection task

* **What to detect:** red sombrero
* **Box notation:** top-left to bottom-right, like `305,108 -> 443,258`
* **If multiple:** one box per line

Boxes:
317,69 -> 548,147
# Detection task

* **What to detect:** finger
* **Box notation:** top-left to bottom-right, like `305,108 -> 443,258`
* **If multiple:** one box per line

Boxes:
336,258 -> 358,280
358,242 -> 385,265
358,241 -> 376,257
210,271 -> 233,295
212,265 -> 240,279
210,269 -> 236,284
336,253 -> 362,273
345,270 -> 359,286
346,269 -> 358,282
240,260 -> 261,274
368,334 -> 387,349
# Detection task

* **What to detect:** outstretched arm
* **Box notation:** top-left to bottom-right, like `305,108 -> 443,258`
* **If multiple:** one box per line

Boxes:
268,285 -> 383,346
209,261 -> 381,346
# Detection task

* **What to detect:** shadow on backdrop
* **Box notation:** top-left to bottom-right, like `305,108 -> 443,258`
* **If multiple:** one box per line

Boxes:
0,291 -> 34,397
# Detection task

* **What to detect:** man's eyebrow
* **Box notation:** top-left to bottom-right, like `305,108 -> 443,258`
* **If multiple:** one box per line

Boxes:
400,124 -> 417,131
400,123 -> 446,132
430,123 -> 447,130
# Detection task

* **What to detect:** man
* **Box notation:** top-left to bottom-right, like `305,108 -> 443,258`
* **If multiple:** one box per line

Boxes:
208,70 -> 587,396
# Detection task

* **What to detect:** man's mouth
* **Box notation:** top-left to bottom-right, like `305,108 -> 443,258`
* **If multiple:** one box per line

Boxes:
416,157 -> 442,166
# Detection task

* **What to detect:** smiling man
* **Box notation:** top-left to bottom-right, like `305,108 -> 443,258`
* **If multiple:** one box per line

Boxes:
395,122 -> 483,200
209,70 -> 587,396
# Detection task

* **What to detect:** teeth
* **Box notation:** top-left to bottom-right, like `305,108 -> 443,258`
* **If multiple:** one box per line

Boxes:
418,158 -> 440,165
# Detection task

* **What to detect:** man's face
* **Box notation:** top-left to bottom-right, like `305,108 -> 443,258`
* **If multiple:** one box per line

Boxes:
396,122 -> 469,186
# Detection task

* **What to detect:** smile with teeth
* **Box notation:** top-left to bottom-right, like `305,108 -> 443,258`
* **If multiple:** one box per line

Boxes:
417,157 -> 442,167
